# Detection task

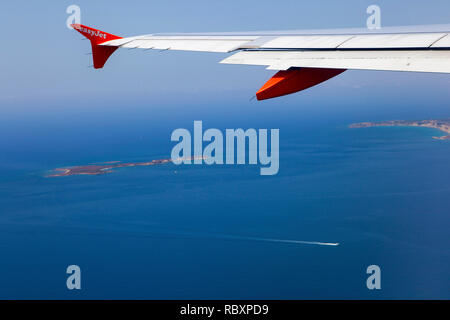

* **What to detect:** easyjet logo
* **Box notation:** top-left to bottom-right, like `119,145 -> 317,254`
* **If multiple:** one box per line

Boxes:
74,25 -> 107,39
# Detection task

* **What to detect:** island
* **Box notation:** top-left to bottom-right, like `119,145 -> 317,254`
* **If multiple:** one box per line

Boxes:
47,156 -> 203,177
349,119 -> 450,140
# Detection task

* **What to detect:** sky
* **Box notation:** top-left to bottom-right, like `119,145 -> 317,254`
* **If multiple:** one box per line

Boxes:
0,0 -> 450,114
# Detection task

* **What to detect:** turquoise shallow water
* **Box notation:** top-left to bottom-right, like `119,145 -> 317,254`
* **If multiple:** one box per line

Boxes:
0,101 -> 449,299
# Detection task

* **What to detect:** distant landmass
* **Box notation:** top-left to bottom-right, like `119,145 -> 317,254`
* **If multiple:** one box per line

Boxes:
47,156 -> 203,177
350,119 -> 450,140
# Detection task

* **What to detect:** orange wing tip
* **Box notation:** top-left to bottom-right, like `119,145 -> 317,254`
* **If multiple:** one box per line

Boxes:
72,24 -> 123,69
256,67 -> 346,100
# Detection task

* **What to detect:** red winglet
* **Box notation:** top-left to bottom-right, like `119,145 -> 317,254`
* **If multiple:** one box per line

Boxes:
256,67 -> 346,100
72,24 -> 123,69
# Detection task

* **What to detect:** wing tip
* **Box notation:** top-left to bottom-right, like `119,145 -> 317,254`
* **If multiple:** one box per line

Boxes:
72,24 -> 123,69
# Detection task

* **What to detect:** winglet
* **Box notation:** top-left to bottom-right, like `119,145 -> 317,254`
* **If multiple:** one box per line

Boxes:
71,24 -> 123,69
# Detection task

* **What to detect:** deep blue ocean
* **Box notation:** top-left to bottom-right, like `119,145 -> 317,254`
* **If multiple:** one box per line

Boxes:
0,97 -> 449,299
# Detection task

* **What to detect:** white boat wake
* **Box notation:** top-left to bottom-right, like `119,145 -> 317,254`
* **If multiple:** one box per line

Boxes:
213,234 -> 340,246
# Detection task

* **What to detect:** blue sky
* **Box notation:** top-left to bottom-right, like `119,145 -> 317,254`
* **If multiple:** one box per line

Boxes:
1,0 -> 450,114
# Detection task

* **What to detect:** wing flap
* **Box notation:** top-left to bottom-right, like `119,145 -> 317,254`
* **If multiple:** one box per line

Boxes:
221,50 -> 450,73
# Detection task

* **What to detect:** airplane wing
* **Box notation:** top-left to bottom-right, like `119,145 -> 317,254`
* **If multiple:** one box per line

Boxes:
72,23 -> 450,100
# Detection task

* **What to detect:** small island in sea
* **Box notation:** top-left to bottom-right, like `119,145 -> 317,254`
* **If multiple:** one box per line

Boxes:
349,119 -> 450,140
47,156 -> 204,177
47,159 -> 172,177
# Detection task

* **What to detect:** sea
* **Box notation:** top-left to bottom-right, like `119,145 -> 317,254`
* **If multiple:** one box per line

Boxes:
0,95 -> 449,299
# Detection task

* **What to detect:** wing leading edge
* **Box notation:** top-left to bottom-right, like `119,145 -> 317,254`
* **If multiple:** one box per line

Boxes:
72,23 -> 450,100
